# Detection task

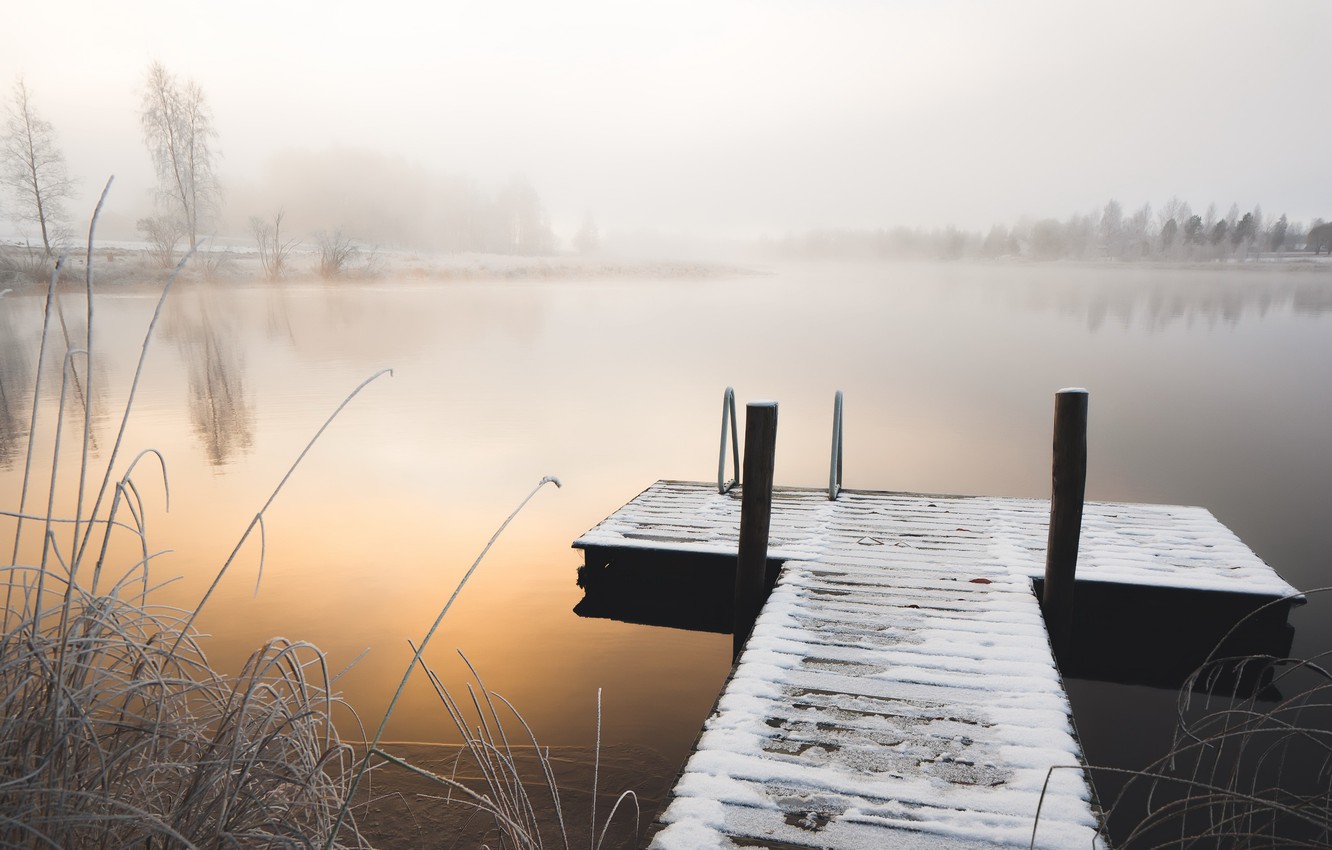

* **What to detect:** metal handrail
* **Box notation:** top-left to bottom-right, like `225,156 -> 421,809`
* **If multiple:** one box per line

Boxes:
718,386 -> 740,493
829,390 -> 844,500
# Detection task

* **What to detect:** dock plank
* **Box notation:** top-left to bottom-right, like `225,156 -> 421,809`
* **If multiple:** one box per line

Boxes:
575,481 -> 1299,598
650,565 -> 1099,848
575,481 -> 1299,849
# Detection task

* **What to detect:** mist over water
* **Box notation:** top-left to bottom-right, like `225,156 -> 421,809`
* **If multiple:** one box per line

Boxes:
2,261 -> 1330,843
2,3 -> 1331,843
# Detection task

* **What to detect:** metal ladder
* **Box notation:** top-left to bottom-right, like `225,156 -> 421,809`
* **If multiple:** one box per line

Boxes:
718,387 -> 844,500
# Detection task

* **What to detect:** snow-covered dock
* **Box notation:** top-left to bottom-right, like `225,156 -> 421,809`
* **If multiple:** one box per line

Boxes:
573,481 -> 1300,850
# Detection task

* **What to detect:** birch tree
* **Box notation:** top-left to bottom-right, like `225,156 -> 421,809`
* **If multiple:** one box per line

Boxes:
139,62 -> 219,255
2,78 -> 75,258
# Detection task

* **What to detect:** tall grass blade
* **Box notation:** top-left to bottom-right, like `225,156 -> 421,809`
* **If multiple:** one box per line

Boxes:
172,367 -> 393,651
75,245 -> 194,575
7,253 -> 65,623
69,177 -> 112,577
329,474 -> 561,848
4,210 -> 372,849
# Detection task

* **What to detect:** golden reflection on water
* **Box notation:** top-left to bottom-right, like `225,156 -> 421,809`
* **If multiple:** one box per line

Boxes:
3,263 -> 1332,839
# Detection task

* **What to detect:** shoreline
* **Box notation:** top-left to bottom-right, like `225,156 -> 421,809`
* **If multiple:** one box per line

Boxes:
2,242 -> 1329,293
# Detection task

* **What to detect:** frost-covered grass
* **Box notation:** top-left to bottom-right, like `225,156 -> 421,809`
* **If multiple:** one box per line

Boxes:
1,195 -> 632,849
0,193 -> 370,847
367,659 -> 639,850
0,244 -> 73,286
3,239 -> 748,290
0,189 -> 386,847
1090,592 -> 1332,849
0,603 -> 358,848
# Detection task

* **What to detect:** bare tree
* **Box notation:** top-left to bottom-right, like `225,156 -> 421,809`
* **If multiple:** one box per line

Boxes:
1158,196 -> 1187,230
1125,203 -> 1152,258
140,62 -> 219,252
136,214 -> 185,267
2,78 -> 76,258
1157,197 -> 1191,258
250,210 -> 297,280
315,228 -> 359,278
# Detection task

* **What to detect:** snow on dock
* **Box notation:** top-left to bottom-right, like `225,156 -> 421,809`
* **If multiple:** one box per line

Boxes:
573,481 -> 1300,849
575,481 -> 1299,598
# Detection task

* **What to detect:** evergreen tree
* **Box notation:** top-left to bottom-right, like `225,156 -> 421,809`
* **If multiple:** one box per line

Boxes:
1233,212 -> 1256,247
1184,215 -> 1204,244
1270,214 -> 1288,251
1160,218 -> 1179,251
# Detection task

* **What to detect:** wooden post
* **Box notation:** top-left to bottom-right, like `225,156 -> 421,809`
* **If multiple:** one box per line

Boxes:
1043,388 -> 1088,660
734,402 -> 778,657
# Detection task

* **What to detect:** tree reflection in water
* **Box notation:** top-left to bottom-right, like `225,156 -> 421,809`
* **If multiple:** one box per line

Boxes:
0,304 -> 32,470
991,266 -> 1332,332
173,296 -> 253,466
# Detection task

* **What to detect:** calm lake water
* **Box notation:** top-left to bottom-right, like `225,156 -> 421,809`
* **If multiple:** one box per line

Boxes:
3,260 -> 1331,845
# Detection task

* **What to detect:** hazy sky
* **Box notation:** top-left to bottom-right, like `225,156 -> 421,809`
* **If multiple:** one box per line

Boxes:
3,0 -> 1329,240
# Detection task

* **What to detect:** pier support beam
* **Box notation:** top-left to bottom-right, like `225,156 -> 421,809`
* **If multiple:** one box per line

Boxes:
1043,388 -> 1088,660
734,402 -> 778,656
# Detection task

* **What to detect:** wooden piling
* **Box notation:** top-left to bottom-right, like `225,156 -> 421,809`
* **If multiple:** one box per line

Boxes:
1043,388 -> 1088,659
734,402 -> 778,655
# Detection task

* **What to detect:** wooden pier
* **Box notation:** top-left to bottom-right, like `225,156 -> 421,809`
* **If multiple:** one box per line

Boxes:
573,480 -> 1301,850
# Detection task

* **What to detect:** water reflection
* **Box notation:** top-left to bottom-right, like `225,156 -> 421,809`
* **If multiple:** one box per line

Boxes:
978,265 -> 1332,332
0,292 -> 103,469
1068,596 -> 1332,847
55,295 -> 102,455
0,304 -> 32,469
1037,579 -> 1295,693
167,293 -> 254,466
3,264 -> 1330,848
574,549 -> 746,634
263,286 -> 296,345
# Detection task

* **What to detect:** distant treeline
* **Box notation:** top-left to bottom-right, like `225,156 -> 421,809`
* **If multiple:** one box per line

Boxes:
765,200 -> 1326,262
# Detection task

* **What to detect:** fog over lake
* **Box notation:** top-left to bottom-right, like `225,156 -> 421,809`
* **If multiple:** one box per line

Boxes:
3,1 -> 1332,845
3,261 -> 1330,843
3,1 -> 1330,244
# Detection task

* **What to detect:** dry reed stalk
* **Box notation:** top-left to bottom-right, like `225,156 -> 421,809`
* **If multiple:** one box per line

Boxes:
4,190 -> 633,850
2,187 -> 368,849
1034,590 -> 1332,849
